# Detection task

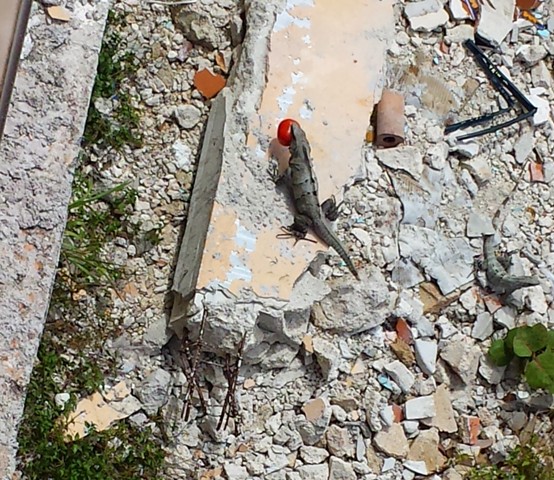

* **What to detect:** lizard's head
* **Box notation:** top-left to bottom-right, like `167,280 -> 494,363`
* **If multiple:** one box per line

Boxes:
289,122 -> 310,159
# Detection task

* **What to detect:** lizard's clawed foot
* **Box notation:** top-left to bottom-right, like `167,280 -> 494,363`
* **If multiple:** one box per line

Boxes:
276,226 -> 317,246
268,162 -> 284,184
321,196 -> 343,221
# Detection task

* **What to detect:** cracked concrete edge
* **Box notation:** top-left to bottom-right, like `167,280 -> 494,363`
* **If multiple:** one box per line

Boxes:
169,1 -> 284,331
0,2 -> 110,477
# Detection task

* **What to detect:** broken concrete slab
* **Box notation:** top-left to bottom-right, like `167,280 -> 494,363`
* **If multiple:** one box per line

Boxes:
476,0 -> 516,47
0,1 -> 111,475
170,0 -> 395,357
398,225 -> 474,295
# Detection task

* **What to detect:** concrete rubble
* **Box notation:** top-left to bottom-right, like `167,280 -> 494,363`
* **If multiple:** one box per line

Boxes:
8,0 -> 554,478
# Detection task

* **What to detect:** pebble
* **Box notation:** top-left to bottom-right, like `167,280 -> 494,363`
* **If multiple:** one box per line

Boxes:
299,446 -> 329,464
376,146 -> 423,180
296,464 -> 329,480
407,428 -> 446,473
329,456 -> 356,480
405,395 -> 436,420
54,392 -> 71,409
135,368 -> 172,415
174,104 -> 201,129
312,337 -> 340,380
383,360 -> 415,393
414,338 -> 438,375
373,423 -> 409,458
439,334 -> 481,384
421,384 -> 457,433
513,132 -> 534,165
382,457 -> 396,473
325,425 -> 356,458
224,463 -> 249,480
471,312 -> 493,340
516,45 -> 548,66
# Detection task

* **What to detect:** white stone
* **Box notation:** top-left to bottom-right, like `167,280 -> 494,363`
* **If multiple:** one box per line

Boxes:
403,469 -> 416,480
376,146 -> 423,180
382,457 -> 396,472
405,395 -> 436,420
513,132 -> 534,165
446,24 -> 474,43
479,355 -> 506,384
439,334 -> 481,384
408,9 -> 449,32
174,104 -> 201,129
403,420 -> 419,436
380,406 -> 395,428
404,460 -> 429,475
135,368 -> 172,415
384,360 -> 415,393
472,312 -> 494,340
525,285 -> 547,314
450,141 -> 479,158
299,446 -> 329,464
414,316 -> 435,338
448,0 -> 471,19
312,337 -> 340,381
476,0 -> 516,46
173,140 -> 193,171
415,339 -> 438,375
463,156 -> 492,184
531,62 -> 552,89
329,457 -> 356,480
466,213 -> 495,238
223,463 -> 249,480
296,464 -> 329,480
54,392 -> 71,409
528,93 -> 551,126
437,315 -> 458,338
516,45 -> 548,66
425,142 -> 449,170
494,306 -> 516,329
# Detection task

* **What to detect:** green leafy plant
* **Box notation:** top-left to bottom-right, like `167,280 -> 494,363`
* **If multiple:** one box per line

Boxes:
466,436 -> 554,480
17,340 -> 165,480
488,324 -> 554,393
83,11 -> 141,151
59,170 -> 138,290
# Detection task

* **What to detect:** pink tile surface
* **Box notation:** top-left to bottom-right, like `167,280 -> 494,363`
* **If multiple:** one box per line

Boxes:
198,0 -> 394,300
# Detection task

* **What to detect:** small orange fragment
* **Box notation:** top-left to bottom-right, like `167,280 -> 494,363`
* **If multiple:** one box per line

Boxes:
392,404 -> 404,423
395,318 -> 413,345
529,160 -> 545,183
194,69 -> 226,99
516,0 -> 540,10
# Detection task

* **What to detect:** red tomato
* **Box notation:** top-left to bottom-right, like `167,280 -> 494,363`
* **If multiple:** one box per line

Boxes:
277,118 -> 299,147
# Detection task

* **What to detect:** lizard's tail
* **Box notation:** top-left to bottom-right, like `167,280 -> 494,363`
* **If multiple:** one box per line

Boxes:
313,222 -> 360,280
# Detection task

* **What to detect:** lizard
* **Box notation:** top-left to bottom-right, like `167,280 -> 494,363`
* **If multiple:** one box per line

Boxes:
483,234 -> 540,297
272,122 -> 360,280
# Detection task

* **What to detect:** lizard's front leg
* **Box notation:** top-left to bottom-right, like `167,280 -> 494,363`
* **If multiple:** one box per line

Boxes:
268,161 -> 289,186
321,195 -> 342,221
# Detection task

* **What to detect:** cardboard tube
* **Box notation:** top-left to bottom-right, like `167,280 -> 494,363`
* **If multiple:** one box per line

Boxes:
375,89 -> 405,148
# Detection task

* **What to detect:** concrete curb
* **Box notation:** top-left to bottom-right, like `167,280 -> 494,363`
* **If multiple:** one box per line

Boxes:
0,2 -> 110,477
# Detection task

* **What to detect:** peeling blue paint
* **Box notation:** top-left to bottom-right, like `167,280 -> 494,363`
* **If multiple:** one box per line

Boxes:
235,220 -> 256,252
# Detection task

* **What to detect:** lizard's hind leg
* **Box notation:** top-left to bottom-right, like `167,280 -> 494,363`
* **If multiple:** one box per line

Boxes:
276,215 -> 316,245
321,196 -> 343,221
